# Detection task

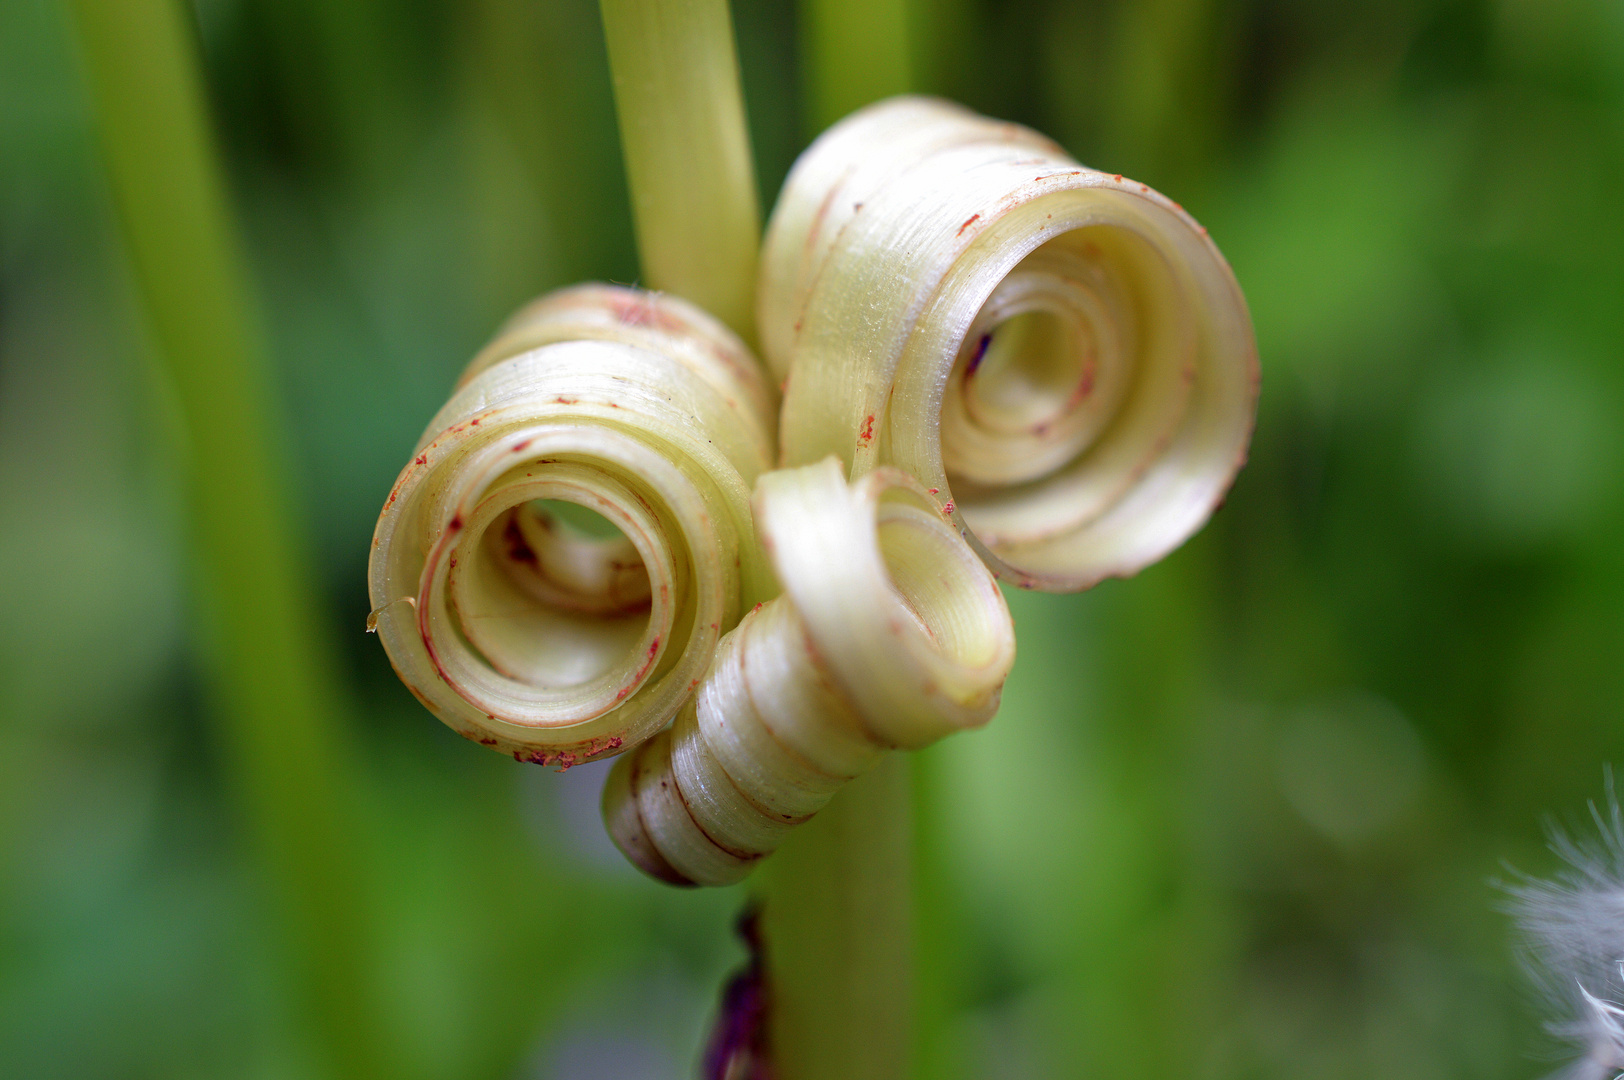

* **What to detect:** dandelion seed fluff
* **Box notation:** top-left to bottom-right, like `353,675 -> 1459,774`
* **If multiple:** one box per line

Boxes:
1508,778 -> 1624,1080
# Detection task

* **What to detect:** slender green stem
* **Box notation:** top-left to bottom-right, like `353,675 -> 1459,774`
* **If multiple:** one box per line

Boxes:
598,0 -> 761,342
800,0 -> 913,134
64,2 -> 385,1077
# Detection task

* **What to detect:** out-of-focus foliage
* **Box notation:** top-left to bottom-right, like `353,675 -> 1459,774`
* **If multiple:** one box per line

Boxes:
2,0 -> 1622,1076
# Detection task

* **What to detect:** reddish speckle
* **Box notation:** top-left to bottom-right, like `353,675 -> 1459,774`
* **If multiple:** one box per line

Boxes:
512,439 -> 531,453
612,295 -> 684,332
477,737 -> 498,746
942,501 -> 956,515
1064,367 -> 1096,410
1112,174 -> 1123,183
859,414 -> 875,443
928,488 -> 939,495
448,555 -> 458,568
1139,184 -> 1149,192
512,751 -> 523,762
503,516 -> 537,564
553,395 -> 578,405
470,417 -> 480,425
448,514 -> 463,532
752,603 -> 763,613
621,637 -> 661,694
414,454 -> 428,465
957,214 -> 981,235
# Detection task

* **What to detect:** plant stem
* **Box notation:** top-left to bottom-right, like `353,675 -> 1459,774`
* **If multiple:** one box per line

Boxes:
758,756 -> 914,1080
64,2 -> 386,1077
753,7 -> 927,1077
597,1 -> 922,1074
800,0 -> 913,134
598,0 -> 761,342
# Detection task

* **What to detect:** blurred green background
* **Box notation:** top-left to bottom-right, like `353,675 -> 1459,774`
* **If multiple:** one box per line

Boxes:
4,0 -> 1624,1076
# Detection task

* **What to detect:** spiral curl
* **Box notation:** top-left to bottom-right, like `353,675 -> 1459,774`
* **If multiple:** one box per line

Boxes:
759,96 -> 1259,591
369,97 -> 1259,889
367,284 -> 777,764
603,458 -> 1015,886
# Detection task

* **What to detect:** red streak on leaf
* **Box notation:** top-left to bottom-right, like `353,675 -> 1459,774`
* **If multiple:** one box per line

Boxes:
958,214 -> 981,235
859,414 -> 875,443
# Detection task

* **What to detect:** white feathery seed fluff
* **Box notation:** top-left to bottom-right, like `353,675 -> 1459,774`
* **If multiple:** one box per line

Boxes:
1508,773 -> 1624,1080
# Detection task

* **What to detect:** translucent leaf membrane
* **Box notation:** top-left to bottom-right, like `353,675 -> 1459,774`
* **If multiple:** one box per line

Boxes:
603,458 -> 1015,886
759,96 -> 1259,591
368,285 -> 777,764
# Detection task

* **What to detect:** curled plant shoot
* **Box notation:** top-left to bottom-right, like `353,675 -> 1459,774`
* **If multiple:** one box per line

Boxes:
368,100 -> 1258,897
368,284 -> 776,766
760,96 -> 1259,591
603,458 -> 1015,886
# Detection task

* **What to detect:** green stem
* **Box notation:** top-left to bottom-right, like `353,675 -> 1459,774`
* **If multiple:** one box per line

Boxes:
63,2 -> 385,1077
598,0 -> 761,342
758,757 -> 914,1080
753,7 -> 925,1077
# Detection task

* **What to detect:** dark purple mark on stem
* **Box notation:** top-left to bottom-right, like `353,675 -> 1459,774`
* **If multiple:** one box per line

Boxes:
702,906 -> 773,1080
966,332 -> 992,377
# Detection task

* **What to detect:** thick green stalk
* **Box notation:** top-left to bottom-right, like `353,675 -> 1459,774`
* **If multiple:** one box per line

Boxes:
799,0 -> 913,134
597,1 -> 922,1074
64,2 -> 385,1077
753,5 -> 924,1078
759,757 -> 914,1080
598,0 -> 760,342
